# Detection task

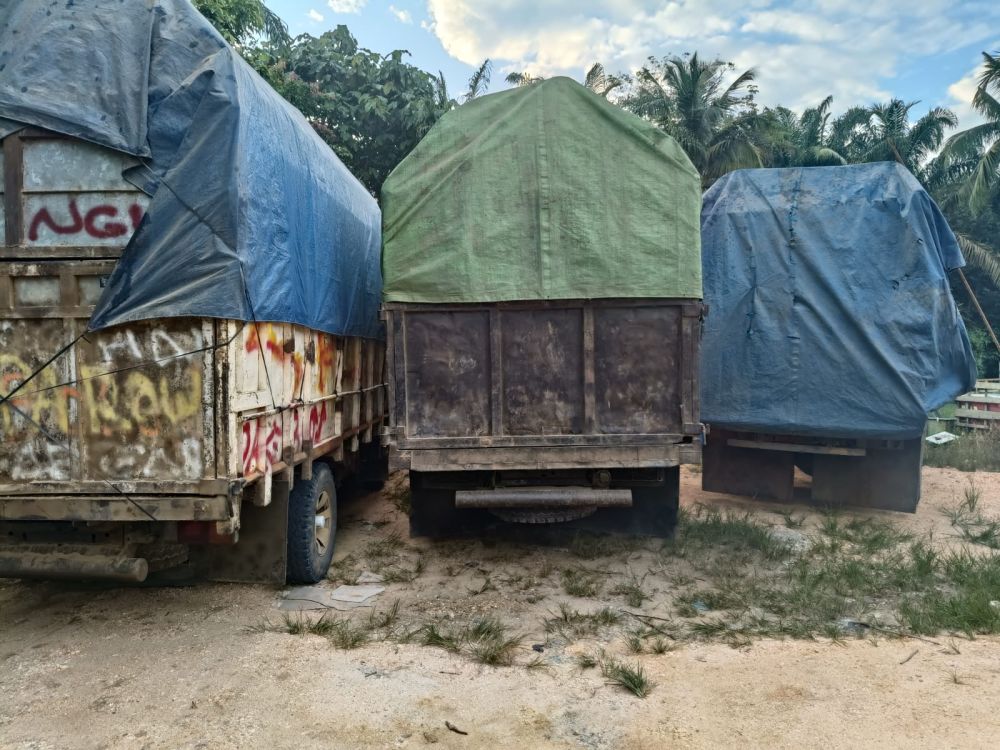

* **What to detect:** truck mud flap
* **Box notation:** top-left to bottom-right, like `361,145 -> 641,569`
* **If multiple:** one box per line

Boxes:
206,476 -> 290,584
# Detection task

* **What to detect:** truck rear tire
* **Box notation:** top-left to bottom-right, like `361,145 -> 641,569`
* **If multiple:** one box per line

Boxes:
286,463 -> 337,584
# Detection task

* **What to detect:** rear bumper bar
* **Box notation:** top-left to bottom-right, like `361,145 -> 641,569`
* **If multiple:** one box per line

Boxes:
0,494 -> 231,522
455,487 -> 633,508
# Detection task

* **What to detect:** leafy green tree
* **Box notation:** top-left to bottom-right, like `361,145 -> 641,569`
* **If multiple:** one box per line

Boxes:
192,0 -> 289,48
621,53 -> 761,186
252,26 -> 449,196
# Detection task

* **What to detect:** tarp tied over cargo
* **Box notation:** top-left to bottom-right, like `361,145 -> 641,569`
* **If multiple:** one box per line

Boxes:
701,163 -> 977,439
381,77 -> 702,303
0,0 -> 382,339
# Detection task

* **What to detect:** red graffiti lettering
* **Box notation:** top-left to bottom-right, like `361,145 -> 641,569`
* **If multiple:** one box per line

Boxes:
129,203 -> 145,230
264,422 -> 283,464
27,198 -> 146,241
241,421 -> 259,475
83,205 -> 128,238
28,199 -> 83,240
308,403 -> 327,445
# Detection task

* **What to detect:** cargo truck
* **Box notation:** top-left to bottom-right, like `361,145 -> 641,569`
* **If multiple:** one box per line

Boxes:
0,1 -> 386,583
699,163 -> 977,511
380,78 -> 703,535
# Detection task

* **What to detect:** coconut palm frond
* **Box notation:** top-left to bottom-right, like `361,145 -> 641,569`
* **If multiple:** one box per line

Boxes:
957,234 -> 1000,289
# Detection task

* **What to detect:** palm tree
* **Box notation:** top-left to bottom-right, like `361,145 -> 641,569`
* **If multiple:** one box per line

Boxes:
464,59 -> 492,102
432,71 -> 454,111
504,64 -> 620,98
622,53 -> 760,185
583,63 -> 622,98
940,51 -> 1000,210
505,71 -> 542,87
758,97 -> 848,168
829,99 -> 957,176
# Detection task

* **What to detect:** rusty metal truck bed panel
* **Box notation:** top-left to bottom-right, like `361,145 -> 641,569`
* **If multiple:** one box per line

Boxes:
385,299 -> 701,471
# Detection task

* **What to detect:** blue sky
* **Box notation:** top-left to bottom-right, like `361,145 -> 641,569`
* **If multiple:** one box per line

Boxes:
270,0 -> 1000,127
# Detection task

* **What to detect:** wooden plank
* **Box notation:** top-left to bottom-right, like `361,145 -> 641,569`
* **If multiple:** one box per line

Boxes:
397,433 -> 689,449
727,438 -> 866,456
0,494 -> 230,522
490,307 -> 503,436
582,305 -> 596,433
3,133 -> 24,247
384,298 -> 701,313
409,443 -> 698,472
954,407 -> 1000,421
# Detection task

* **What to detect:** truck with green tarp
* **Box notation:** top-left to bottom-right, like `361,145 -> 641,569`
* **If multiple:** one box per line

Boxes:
380,77 -> 703,535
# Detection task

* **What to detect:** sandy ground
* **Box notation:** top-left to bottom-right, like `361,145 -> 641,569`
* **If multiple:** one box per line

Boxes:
1,466 -> 999,750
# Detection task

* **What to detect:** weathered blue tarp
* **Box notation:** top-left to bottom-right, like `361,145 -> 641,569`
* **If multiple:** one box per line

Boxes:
0,0 -> 382,339
700,163 -> 976,439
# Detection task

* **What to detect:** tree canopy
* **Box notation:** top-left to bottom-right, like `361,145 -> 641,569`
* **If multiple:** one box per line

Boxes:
189,0 -> 999,368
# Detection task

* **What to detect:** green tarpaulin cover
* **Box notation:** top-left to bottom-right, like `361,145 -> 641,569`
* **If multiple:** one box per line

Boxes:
381,77 -> 702,303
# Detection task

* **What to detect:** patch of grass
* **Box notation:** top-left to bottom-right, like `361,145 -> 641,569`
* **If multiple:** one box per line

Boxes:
569,532 -> 643,559
601,658 -> 653,698
941,482 -> 1000,550
561,568 -> 602,598
381,558 -> 425,583
899,551 -> 1000,635
650,637 -> 675,654
924,431 -> 1000,472
668,506 -> 792,561
544,604 -> 621,640
779,510 -> 806,529
279,612 -> 370,649
625,632 -> 645,654
575,652 -> 598,670
364,532 -> 404,560
610,574 -> 649,608
464,617 -> 523,667
282,613 -> 308,635
422,623 -> 462,652
524,655 -> 550,672
469,633 -> 523,666
419,617 -> 523,667
329,620 -> 369,649
367,600 -> 401,631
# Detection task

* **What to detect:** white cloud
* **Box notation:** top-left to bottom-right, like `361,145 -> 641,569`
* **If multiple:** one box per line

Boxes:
327,0 -> 366,14
390,5 -> 413,24
425,0 -> 999,112
307,8 -> 324,22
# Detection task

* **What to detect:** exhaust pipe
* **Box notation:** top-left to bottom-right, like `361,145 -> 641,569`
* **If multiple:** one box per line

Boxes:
0,550 -> 149,582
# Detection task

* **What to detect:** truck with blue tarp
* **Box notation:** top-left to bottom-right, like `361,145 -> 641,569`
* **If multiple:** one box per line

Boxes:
0,0 -> 386,583
699,162 -> 977,510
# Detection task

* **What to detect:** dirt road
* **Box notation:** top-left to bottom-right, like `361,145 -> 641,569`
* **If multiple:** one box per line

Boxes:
2,466 -> 998,749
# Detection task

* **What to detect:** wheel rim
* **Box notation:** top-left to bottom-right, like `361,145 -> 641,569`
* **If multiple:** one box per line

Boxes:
314,488 -> 333,557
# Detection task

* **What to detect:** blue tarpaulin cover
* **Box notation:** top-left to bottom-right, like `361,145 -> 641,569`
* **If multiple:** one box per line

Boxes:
700,163 -> 977,439
0,0 -> 382,339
